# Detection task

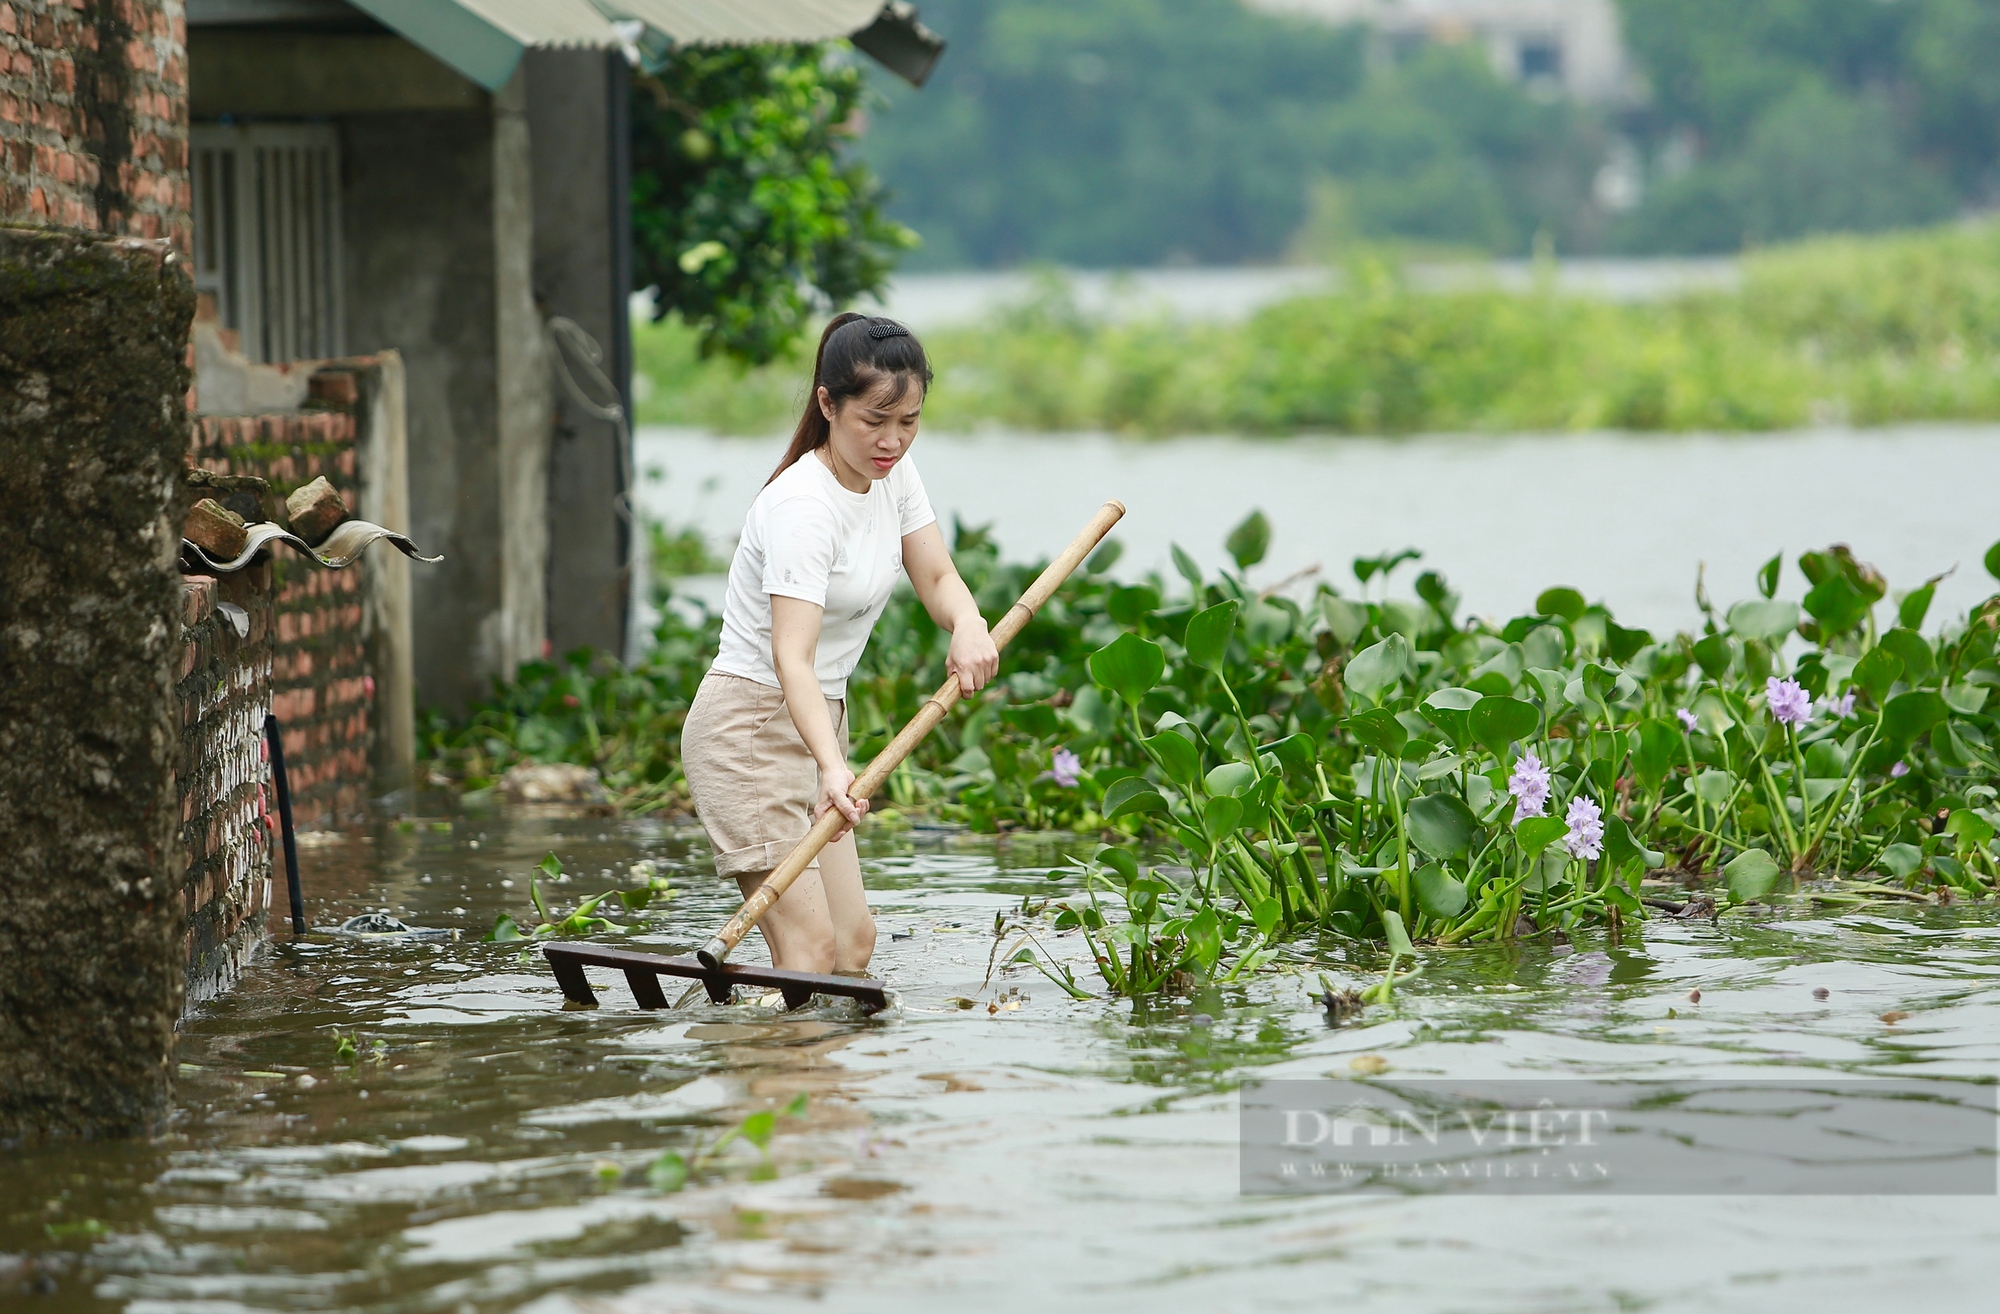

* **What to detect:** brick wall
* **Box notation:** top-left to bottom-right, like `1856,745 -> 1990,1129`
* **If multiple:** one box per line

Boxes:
176,565 -> 272,1011
191,403 -> 374,831
0,0 -> 189,248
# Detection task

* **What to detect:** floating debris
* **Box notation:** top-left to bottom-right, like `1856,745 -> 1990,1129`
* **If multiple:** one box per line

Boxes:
333,912 -> 451,941
1318,987 -> 1365,1021
498,762 -> 611,808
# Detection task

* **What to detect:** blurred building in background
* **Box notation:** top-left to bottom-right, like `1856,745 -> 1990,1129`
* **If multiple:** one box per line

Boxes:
1250,0 -> 1634,104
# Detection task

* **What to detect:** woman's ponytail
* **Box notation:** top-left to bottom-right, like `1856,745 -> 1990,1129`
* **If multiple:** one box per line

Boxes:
767,312 -> 933,484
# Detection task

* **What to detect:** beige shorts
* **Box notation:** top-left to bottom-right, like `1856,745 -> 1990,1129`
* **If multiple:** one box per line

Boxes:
682,671 -> 849,879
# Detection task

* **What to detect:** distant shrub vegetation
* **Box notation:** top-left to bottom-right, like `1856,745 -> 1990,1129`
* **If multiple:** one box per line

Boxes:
635,220 -> 2000,437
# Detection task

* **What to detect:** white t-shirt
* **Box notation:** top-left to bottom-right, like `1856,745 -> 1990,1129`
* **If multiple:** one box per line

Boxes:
710,452 -> 937,698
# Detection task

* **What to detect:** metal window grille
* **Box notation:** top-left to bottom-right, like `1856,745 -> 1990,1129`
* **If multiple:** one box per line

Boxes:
190,124 -> 345,363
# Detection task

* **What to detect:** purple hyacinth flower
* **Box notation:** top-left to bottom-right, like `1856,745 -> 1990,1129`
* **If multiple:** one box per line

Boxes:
1564,795 -> 1605,861
1890,761 -> 1910,779
1676,707 -> 1698,733
1766,676 -> 1811,727
1509,751 -> 1551,822
1817,690 -> 1856,720
1050,747 -> 1082,788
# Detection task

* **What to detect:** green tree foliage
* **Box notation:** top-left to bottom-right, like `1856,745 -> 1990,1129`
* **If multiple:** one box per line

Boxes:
853,0 -> 2000,266
1612,0 -> 1986,251
631,45 -> 916,363
857,0 -> 1373,266
1308,46 -> 1607,257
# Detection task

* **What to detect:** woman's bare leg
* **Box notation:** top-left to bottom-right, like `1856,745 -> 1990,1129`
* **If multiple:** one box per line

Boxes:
735,868 -> 836,975
816,832 -> 875,972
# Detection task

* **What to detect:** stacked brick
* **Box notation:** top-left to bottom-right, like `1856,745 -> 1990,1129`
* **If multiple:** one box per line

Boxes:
191,405 -> 374,831
0,0 -> 190,247
176,566 -> 274,1009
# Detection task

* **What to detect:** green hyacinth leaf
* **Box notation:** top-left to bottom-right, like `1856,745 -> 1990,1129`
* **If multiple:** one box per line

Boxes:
1724,848 -> 1781,903
1877,627 -> 1934,681
1756,552 -> 1782,599
1344,634 -> 1411,704
1853,644 -> 1904,703
1883,689 -> 1948,746
1088,632 -> 1165,708
1513,815 -> 1568,863
1103,778 -> 1168,820
1535,587 -> 1586,622
1183,600 -> 1240,674
1319,595 -> 1369,648
1726,599 -> 1800,643
1225,510 -> 1271,571
1343,706 -> 1407,756
1630,717 -> 1682,790
1141,731 -> 1203,789
1803,573 -> 1870,636
1468,695 -> 1539,759
1406,792 -> 1478,861
1171,543 -> 1205,591
1413,862 -> 1468,919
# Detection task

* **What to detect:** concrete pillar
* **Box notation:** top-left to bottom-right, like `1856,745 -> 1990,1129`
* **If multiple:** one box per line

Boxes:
492,68 -> 553,677
341,78 -> 551,714
0,227 -> 196,1140
527,48 -> 634,661
354,351 -> 417,790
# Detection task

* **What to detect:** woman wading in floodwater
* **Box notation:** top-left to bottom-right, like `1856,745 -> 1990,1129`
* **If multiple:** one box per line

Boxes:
681,314 -> 997,974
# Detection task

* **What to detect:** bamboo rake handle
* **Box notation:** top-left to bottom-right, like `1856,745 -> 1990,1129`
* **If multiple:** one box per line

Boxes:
698,499 -> 1127,970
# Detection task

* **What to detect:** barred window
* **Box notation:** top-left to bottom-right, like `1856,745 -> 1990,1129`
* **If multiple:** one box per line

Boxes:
191,123 -> 345,364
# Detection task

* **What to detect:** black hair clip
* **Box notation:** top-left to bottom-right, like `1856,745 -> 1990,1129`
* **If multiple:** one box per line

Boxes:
866,320 -> 912,339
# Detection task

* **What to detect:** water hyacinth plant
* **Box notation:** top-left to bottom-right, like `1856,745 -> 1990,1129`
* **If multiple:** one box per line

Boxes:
865,517 -> 2000,992
428,515 -> 2000,997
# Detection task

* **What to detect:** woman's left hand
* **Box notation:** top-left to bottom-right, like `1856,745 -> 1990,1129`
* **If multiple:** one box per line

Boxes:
947,617 -> 1000,693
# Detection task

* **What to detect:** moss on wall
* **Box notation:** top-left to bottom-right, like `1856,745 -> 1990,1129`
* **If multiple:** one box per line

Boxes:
0,224 -> 196,1140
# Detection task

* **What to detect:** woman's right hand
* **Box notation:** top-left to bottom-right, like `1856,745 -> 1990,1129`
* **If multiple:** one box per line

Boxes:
814,761 -> 868,839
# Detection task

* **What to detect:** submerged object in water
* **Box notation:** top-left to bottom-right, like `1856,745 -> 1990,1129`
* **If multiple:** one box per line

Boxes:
334,912 -> 453,941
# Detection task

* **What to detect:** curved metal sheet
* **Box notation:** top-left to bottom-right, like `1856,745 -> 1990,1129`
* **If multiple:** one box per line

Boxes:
182,520 -> 443,573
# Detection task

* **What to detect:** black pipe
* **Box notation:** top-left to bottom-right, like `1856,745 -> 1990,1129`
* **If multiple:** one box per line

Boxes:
265,713 -> 304,935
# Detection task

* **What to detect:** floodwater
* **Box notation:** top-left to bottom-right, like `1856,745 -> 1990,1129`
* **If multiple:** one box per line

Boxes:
863,259 -> 1741,328
626,258 -> 1740,331
637,423 -> 2000,634
9,813 -> 2000,1312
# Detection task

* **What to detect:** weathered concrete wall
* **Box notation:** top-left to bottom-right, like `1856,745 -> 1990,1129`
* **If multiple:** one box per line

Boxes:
527,47 -> 632,660
0,0 -> 190,247
338,92 -> 549,714
177,567 -> 273,1010
188,30 -> 479,117
0,225 -> 195,1140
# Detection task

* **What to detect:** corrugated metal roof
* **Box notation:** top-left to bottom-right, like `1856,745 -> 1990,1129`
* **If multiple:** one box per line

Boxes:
459,0 -> 625,44
347,0 -> 899,89
608,0 -> 885,43
344,0 -> 617,87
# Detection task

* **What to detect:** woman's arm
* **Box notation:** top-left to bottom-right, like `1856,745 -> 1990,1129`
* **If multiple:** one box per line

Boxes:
901,522 -> 1000,693
770,595 -> 866,837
